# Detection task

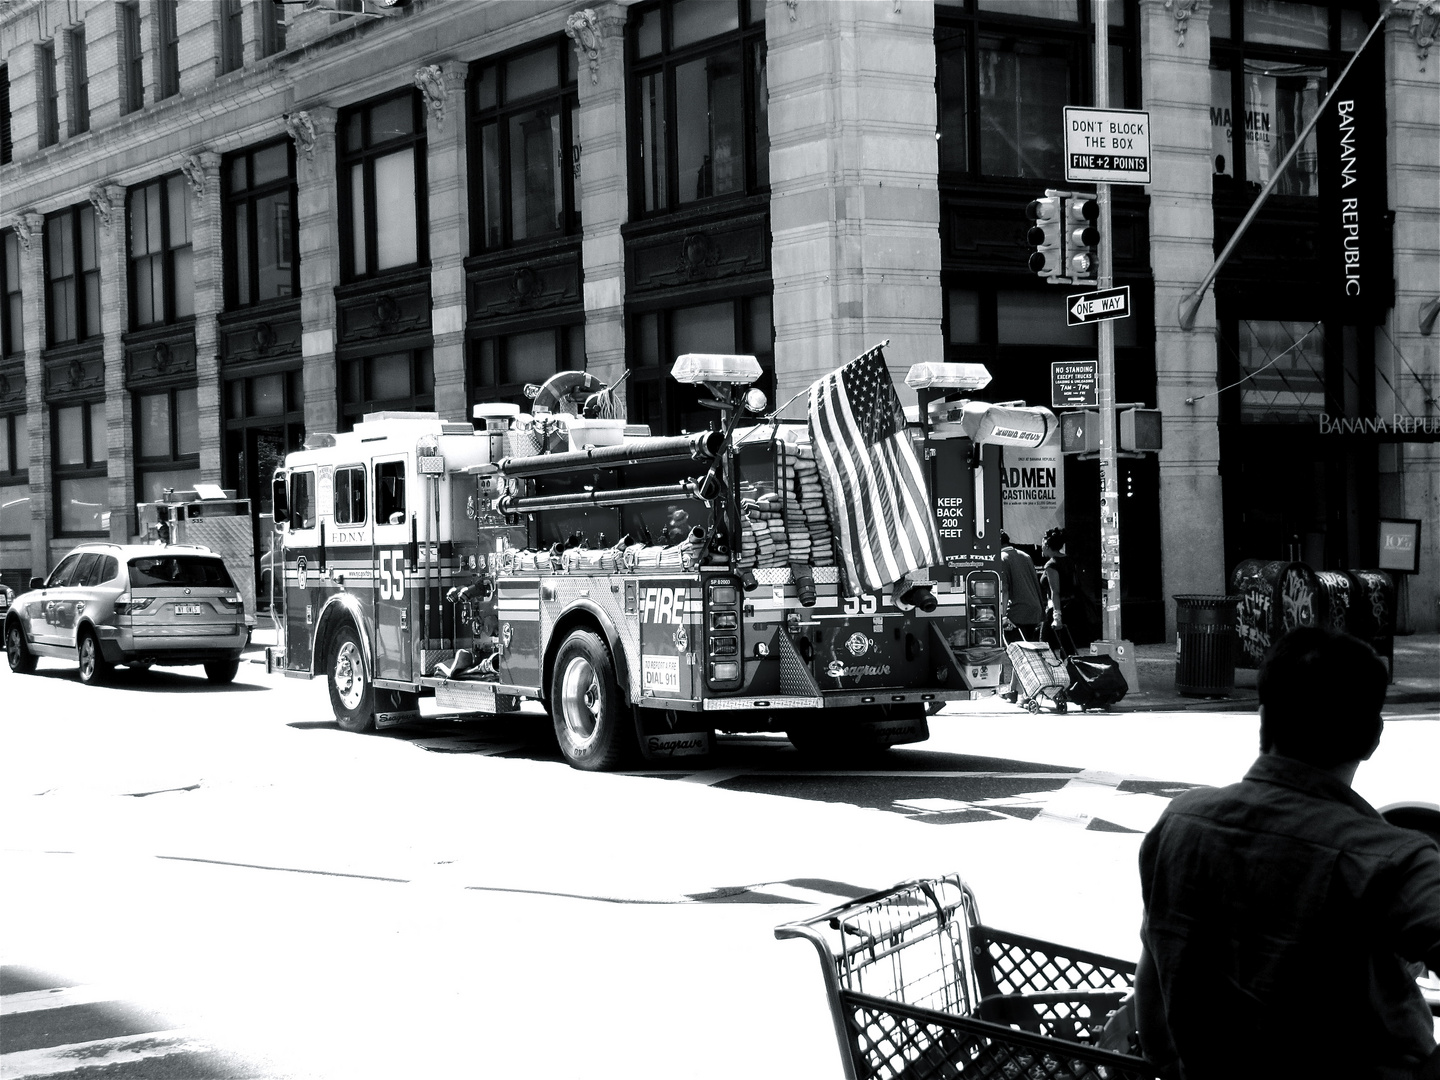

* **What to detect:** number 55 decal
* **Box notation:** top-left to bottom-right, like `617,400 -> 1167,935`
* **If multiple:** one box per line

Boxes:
378,550 -> 406,600
843,593 -> 877,615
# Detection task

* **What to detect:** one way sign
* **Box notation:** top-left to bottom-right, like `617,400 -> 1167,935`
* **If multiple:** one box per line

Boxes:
1067,285 -> 1131,326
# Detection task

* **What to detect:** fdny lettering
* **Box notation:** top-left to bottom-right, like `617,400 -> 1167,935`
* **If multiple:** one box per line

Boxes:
640,587 -> 686,623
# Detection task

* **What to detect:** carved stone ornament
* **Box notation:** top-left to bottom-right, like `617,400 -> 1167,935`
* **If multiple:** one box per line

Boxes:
565,9 -> 601,85
88,185 -> 117,230
375,295 -> 400,328
67,358 -> 86,389
414,65 -> 447,129
678,232 -> 720,277
254,323 -> 277,353
509,267 -> 540,303
1412,1 -> 1440,69
785,0 -> 798,20
180,154 -> 207,200
154,342 -> 172,373
283,111 -> 317,158
1164,0 -> 1199,47
12,211 -> 38,251
0,373 -> 10,401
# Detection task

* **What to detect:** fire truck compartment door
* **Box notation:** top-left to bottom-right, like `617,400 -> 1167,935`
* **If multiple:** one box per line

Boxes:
634,578 -> 699,701
372,457 -> 413,683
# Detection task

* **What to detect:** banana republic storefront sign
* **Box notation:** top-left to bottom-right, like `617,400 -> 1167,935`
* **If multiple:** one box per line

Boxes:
1320,41 -> 1391,321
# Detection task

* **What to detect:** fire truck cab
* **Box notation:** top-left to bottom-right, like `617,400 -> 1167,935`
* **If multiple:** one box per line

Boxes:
269,356 -> 1049,770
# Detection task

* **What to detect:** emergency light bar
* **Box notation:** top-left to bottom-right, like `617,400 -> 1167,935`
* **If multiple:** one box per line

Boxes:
904,363 -> 993,391
670,354 -> 763,385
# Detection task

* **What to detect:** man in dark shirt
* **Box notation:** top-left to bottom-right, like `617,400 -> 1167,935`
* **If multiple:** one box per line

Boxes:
997,532 -> 1044,701
1136,627 -> 1440,1080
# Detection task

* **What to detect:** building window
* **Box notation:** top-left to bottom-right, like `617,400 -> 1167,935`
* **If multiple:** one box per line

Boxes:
629,0 -> 768,216
338,349 -> 434,430
121,2 -> 143,114
223,368 -> 304,600
1208,0 -> 1356,195
68,25 -> 89,136
1,230 -> 22,357
260,0 -> 287,57
469,41 -> 581,252
0,64 -> 11,163
220,0 -> 244,74
936,1 -> 1133,181
37,41 -> 58,148
128,174 -> 194,328
0,412 -> 29,537
157,0 -> 179,100
1236,319 -> 1326,423
45,204 -> 101,347
471,325 -> 586,411
224,141 -> 298,308
53,399 -> 108,534
628,294 -> 773,436
135,385 -> 200,503
339,91 -> 428,280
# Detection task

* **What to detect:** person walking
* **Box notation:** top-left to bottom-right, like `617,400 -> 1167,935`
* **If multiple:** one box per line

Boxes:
1134,627 -> 1440,1080
1040,527 -> 1093,650
996,531 -> 1043,702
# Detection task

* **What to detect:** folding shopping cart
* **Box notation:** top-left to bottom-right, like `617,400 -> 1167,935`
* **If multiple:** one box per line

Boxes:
775,875 -> 1159,1080
1007,640 -> 1069,713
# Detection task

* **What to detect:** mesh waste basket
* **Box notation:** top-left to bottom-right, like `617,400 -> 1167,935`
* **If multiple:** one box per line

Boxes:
1174,595 -> 1239,697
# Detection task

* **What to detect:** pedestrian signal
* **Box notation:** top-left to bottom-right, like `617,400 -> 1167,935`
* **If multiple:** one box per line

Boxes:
1060,410 -> 1101,455
1120,408 -> 1163,452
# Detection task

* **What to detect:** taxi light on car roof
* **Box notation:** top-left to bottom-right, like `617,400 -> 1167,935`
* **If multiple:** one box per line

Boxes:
670,354 -> 763,385
904,363 -> 993,391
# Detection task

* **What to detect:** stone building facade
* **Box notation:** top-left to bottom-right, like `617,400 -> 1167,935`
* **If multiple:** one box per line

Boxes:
1,0 -> 1436,636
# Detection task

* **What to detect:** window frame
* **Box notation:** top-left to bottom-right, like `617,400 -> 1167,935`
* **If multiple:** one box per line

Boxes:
332,463 -> 367,527
469,323 -> 587,413
626,0 -> 770,219
133,384 -> 201,504
44,203 -> 101,347
288,468 -> 315,531
127,173 -> 194,329
0,63 -> 12,163
467,39 -> 582,254
120,2 -> 143,114
935,0 -> 1137,183
260,0 -> 287,58
222,140 -> 300,310
0,411 -> 30,538
52,398 -> 108,536
68,23 -> 90,136
338,348 -> 435,431
157,0 -> 179,100
337,90 -> 429,282
37,40 -> 58,149
220,0 -> 244,75
1,229 -> 22,357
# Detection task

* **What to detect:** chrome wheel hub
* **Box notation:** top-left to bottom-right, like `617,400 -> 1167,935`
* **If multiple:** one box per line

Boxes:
559,657 -> 602,749
334,640 -> 365,711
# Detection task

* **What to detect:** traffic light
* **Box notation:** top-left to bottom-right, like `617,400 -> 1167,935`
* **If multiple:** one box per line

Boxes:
1060,410 -> 1101,454
1025,197 -> 1065,279
1120,408 -> 1163,452
1066,197 -> 1099,283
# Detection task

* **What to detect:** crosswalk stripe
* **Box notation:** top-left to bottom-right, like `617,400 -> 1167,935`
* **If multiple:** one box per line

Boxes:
0,1029 -> 211,1078
1,985 -> 121,1015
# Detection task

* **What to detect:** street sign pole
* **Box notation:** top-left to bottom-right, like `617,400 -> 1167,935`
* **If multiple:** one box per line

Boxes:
1094,0 -> 1121,648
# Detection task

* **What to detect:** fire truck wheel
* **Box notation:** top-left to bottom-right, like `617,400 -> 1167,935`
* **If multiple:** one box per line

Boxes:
328,625 -> 376,733
551,630 -> 634,771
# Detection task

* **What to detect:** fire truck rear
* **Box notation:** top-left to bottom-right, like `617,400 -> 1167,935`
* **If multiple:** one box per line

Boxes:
269,354 -> 1034,770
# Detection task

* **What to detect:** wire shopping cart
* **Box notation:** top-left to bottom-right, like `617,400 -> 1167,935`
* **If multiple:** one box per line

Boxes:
775,876 -> 1159,1080
1007,640 -> 1069,713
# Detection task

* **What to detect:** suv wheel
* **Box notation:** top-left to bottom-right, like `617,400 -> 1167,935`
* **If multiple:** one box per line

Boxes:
205,658 -> 241,684
77,630 -> 112,685
6,623 -> 37,674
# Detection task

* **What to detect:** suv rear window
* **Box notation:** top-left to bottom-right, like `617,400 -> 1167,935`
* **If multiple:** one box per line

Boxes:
128,555 -> 235,588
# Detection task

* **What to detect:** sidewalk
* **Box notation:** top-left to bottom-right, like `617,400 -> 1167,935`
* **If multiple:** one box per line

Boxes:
1119,632 -> 1438,714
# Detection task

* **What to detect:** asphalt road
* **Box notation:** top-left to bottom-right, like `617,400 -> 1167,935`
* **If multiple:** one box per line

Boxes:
2,654 -> 1436,1079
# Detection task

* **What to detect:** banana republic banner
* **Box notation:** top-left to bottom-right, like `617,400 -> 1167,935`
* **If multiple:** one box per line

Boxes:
1319,37 -> 1391,322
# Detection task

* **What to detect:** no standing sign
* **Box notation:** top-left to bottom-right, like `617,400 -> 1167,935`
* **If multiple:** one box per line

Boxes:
1063,107 -> 1152,185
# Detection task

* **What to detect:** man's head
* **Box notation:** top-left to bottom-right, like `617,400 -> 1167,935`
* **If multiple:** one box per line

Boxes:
1000,531 -> 1012,547
1258,627 -> 1387,768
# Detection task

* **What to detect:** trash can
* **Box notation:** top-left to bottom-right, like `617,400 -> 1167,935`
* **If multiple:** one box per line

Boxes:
1174,595 -> 1240,697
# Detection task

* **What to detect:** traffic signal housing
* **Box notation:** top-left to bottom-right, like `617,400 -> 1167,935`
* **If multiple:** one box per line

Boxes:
1025,197 -> 1065,280
1066,197 -> 1099,283
1060,410 -> 1101,455
1120,408 -> 1163,452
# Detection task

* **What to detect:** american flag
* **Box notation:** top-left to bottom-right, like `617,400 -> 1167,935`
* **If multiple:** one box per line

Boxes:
808,344 -> 941,593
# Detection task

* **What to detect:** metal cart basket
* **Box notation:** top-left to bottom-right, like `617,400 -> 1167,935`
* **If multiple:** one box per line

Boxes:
1007,641 -> 1069,713
776,876 -> 1158,1080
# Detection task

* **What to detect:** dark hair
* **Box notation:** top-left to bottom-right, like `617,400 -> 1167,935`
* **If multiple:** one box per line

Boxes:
1000,531 -> 1011,545
1258,627 -> 1387,768
1043,527 -> 1066,552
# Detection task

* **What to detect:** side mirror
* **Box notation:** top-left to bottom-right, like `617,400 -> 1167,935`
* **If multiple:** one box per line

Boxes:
272,474 -> 289,525
30,576 -> 45,590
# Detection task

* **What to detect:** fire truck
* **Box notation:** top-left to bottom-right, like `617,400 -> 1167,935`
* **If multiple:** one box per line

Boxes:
268,353 -> 1053,770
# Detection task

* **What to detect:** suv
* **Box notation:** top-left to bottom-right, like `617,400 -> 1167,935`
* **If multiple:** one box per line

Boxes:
4,543 -> 248,684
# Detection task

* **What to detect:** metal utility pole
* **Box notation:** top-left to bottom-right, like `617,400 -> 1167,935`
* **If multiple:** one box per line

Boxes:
1093,0 -> 1121,647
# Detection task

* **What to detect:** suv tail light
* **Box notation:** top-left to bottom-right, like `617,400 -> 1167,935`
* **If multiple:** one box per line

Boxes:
114,597 -> 154,615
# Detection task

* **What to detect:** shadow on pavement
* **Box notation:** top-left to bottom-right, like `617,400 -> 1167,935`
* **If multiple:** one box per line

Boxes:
26,666 -> 266,693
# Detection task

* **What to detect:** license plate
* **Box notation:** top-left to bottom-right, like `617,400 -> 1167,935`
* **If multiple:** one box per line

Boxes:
173,604 -> 204,615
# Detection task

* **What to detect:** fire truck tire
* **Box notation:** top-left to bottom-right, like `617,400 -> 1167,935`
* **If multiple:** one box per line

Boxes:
550,630 -> 634,771
328,625 -> 377,733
